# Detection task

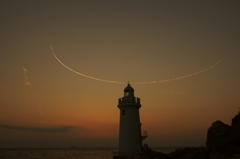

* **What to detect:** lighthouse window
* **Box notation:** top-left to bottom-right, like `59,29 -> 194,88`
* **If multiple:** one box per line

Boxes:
122,110 -> 125,115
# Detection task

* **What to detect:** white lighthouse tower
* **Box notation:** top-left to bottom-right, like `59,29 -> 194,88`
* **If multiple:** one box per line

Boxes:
117,84 -> 147,157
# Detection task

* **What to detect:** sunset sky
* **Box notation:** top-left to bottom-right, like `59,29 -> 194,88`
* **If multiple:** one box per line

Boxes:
1,1 -> 240,148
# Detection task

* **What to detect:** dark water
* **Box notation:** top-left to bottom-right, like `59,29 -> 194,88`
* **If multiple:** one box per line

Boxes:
0,147 -> 175,159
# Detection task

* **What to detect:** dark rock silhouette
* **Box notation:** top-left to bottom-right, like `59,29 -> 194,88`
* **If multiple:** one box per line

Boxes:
206,112 -> 240,159
141,112 -> 240,159
206,120 -> 231,152
232,111 -> 240,128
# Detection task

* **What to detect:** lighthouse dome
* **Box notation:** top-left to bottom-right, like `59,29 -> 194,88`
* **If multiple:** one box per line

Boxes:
123,84 -> 135,97
124,84 -> 134,92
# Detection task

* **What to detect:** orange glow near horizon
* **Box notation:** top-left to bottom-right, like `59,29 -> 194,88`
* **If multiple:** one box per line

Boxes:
1,1 -> 240,148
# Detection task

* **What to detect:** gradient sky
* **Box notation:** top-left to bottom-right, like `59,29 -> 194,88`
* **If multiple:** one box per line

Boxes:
1,1 -> 240,148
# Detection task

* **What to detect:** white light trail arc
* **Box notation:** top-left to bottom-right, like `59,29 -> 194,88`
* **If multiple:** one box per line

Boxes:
133,60 -> 222,84
50,45 -> 222,84
50,45 -> 124,84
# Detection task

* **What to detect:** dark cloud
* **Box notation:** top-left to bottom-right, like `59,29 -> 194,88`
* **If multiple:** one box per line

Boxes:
0,125 -> 74,133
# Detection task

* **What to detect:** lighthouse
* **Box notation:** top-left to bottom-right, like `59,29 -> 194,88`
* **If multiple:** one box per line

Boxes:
117,84 -> 147,157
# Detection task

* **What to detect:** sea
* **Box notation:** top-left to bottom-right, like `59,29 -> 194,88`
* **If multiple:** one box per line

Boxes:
0,147 -> 176,159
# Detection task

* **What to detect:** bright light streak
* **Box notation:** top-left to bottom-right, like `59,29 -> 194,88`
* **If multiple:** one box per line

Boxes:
50,45 -> 125,84
132,60 -> 222,84
50,45 -> 222,84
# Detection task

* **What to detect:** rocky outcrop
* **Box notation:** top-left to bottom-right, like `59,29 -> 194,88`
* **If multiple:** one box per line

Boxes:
206,120 -> 231,152
124,112 -> 240,159
149,112 -> 240,159
206,112 -> 240,159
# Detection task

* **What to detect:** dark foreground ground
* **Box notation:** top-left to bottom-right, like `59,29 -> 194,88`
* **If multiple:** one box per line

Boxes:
126,145 -> 240,159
